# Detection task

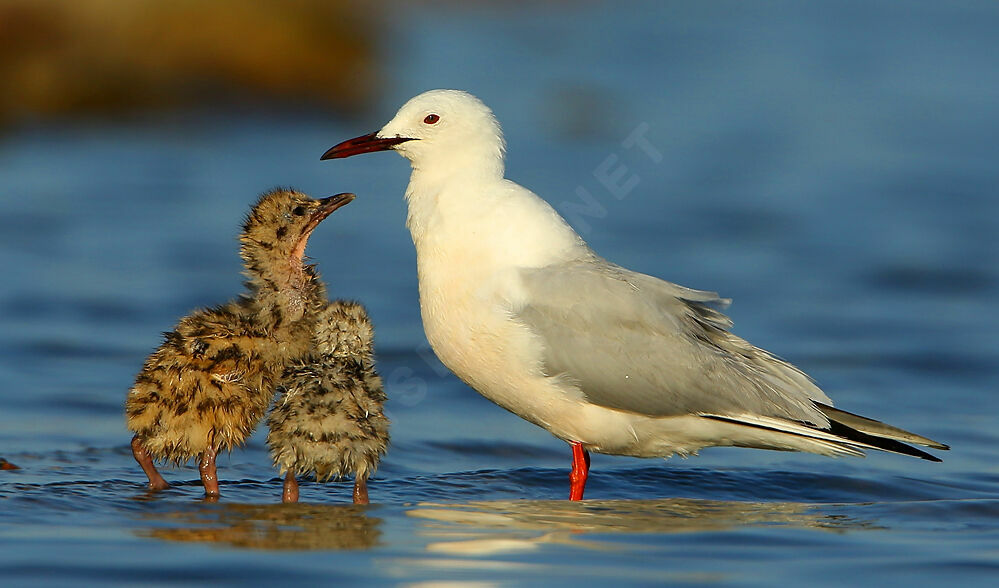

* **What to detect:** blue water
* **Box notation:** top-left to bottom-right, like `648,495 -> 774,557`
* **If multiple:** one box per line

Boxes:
2,1 -> 998,585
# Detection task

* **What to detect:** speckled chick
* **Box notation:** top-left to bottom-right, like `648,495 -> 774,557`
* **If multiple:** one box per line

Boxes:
267,301 -> 389,504
125,189 -> 354,497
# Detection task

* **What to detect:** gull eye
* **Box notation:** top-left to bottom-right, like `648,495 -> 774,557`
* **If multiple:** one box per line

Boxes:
292,205 -> 306,216
423,113 -> 440,125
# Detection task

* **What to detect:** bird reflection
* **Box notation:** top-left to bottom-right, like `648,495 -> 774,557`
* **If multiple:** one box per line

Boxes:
137,502 -> 381,550
407,498 -> 876,555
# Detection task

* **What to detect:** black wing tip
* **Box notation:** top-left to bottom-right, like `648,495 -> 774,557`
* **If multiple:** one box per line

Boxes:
814,402 -> 949,453
926,440 -> 951,451
826,420 -> 944,463
701,412 -> 946,462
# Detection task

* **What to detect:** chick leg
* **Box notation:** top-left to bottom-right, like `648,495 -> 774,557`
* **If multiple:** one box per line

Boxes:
130,435 -> 170,491
198,430 -> 221,497
353,475 -> 369,505
282,471 -> 299,503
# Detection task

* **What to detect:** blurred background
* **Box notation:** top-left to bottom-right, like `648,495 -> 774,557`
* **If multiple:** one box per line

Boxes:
1,1 -> 998,585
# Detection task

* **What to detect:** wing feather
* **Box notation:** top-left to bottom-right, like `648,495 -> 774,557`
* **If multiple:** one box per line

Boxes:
513,259 -> 831,426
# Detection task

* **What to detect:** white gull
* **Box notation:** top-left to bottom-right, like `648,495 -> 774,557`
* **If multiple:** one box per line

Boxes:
322,89 -> 947,500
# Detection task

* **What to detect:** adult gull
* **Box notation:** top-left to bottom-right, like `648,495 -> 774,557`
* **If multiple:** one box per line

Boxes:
321,89 -> 947,500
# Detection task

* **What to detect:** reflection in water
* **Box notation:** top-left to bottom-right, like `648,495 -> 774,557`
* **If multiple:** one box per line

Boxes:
137,503 -> 382,550
408,498 -> 876,555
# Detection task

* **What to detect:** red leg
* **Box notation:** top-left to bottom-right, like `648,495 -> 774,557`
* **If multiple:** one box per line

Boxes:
198,431 -> 220,498
353,475 -> 369,505
282,471 -> 299,503
131,435 -> 170,491
568,441 -> 590,501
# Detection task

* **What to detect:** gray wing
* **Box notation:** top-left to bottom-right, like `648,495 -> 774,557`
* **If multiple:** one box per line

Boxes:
513,259 -> 832,426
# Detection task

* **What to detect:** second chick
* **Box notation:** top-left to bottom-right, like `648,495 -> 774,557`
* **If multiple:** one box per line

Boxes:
267,301 -> 389,504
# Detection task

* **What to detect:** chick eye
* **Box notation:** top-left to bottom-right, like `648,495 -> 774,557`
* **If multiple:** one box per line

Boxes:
423,113 -> 440,125
292,205 -> 306,216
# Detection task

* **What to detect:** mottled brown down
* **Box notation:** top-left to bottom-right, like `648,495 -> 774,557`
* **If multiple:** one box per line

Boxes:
267,301 -> 389,504
125,189 -> 352,496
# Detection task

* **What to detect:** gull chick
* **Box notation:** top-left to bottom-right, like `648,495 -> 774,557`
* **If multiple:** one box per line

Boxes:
125,189 -> 354,497
267,301 -> 389,504
321,89 -> 948,500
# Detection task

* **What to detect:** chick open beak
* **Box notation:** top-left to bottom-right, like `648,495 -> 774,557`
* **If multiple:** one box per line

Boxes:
305,192 -> 355,234
292,193 -> 355,264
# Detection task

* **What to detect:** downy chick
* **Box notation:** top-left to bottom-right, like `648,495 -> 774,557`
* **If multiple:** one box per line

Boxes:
125,189 -> 354,497
267,301 -> 389,504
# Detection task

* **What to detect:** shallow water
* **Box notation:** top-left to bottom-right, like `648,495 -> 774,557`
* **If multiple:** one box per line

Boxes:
2,1 -> 999,585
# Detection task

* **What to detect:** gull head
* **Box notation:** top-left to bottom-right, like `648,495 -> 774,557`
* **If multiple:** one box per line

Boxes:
322,89 -> 506,177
